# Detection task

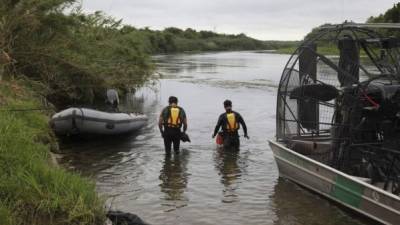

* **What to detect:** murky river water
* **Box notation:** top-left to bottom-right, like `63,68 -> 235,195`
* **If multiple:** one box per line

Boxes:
59,51 -> 370,225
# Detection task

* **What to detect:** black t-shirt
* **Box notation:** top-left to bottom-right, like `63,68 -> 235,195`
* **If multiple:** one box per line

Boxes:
213,111 -> 247,135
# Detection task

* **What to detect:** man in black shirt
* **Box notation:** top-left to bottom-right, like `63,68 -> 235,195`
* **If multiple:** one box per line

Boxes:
212,100 -> 249,150
159,96 -> 188,154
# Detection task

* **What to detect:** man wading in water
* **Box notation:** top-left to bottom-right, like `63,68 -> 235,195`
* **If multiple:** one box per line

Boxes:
212,100 -> 249,150
159,96 -> 188,154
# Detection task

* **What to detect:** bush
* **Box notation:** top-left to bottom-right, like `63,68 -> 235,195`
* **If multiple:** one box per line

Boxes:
0,1 -> 153,109
0,81 -> 105,225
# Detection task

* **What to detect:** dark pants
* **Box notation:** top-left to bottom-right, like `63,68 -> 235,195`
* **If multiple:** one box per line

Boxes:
163,127 -> 181,154
223,132 -> 240,150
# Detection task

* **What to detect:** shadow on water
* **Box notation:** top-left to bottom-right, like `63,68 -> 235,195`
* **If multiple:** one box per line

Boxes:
159,150 -> 190,211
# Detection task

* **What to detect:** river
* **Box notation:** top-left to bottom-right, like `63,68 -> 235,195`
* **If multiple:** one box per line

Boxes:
59,51 -> 369,225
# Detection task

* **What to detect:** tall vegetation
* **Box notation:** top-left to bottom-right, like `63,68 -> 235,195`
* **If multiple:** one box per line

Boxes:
0,0 -> 153,109
0,80 -> 105,225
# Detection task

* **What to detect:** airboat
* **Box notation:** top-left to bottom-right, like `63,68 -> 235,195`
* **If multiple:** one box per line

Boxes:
269,23 -> 400,224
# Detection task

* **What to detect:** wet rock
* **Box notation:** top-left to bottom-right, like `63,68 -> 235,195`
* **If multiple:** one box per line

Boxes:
106,211 -> 150,225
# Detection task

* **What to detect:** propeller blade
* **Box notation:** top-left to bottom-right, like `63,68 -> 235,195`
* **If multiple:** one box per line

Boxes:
290,83 -> 339,102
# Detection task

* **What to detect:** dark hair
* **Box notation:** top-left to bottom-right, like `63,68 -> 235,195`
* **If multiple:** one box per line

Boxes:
169,96 -> 178,104
223,99 -> 232,107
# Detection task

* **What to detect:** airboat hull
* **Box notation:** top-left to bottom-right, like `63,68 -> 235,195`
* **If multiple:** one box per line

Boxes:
269,140 -> 400,225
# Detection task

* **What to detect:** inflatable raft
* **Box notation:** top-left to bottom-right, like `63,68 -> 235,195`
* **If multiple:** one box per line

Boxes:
50,108 -> 148,136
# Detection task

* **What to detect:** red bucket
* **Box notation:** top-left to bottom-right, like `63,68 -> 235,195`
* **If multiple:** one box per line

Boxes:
216,133 -> 223,145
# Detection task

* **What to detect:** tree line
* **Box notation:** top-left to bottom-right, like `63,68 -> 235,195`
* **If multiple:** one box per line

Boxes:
123,26 -> 297,53
368,3 -> 400,23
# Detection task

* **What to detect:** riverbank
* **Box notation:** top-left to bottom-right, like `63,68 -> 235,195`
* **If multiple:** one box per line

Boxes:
0,80 -> 106,225
276,45 -> 339,55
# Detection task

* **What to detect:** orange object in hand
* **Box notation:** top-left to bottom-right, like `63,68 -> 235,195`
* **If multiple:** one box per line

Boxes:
216,133 -> 223,145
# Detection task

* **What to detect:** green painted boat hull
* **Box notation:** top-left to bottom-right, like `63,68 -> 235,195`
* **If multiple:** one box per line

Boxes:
269,140 -> 400,225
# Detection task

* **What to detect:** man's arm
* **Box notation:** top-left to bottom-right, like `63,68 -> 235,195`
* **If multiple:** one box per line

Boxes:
237,113 -> 249,138
181,108 -> 188,133
212,115 -> 223,138
158,111 -> 164,136
183,118 -> 188,132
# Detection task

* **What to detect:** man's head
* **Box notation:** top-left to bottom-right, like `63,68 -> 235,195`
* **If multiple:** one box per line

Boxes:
224,99 -> 232,112
168,96 -> 178,106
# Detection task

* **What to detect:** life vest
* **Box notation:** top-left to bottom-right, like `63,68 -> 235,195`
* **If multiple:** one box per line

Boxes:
167,106 -> 182,128
226,113 -> 239,132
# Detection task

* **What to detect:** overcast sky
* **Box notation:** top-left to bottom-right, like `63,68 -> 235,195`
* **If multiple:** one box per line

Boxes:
82,0 -> 399,40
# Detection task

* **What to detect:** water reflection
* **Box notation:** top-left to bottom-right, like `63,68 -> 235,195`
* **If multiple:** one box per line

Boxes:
123,82 -> 161,114
159,151 -> 190,203
214,149 -> 244,203
58,133 -> 141,176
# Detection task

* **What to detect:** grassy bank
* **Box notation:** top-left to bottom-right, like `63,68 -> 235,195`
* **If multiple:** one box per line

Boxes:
0,80 -> 105,225
275,44 -> 340,55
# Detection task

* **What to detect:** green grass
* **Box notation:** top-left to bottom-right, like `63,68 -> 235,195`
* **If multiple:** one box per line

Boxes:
275,43 -> 374,58
275,46 -> 297,54
275,45 -> 340,55
0,81 -> 105,225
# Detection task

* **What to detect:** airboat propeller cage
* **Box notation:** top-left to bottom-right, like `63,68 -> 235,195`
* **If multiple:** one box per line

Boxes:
276,23 -> 400,141
272,23 -> 400,218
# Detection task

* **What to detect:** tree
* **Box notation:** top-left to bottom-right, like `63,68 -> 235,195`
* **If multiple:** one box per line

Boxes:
368,3 -> 400,23
164,27 -> 183,35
